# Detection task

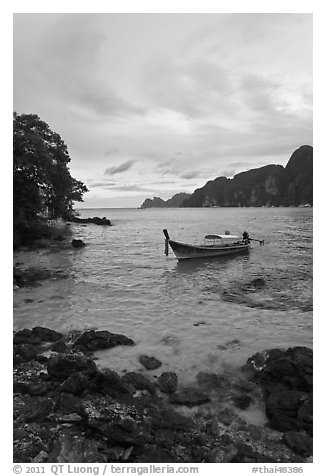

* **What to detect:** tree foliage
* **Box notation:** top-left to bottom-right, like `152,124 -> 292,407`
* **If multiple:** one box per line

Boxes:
13,112 -> 88,221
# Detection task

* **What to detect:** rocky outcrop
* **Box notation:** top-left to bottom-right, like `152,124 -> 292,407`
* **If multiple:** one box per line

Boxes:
14,327 -> 63,345
244,346 -> 313,437
140,193 -> 191,209
70,216 -> 112,226
140,197 -> 166,209
73,330 -> 134,352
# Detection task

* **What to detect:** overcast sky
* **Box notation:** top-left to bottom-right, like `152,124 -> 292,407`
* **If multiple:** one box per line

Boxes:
13,13 -> 312,208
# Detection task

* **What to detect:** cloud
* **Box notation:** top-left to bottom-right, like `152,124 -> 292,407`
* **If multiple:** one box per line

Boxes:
104,160 -> 136,175
80,90 -> 144,118
89,181 -> 117,188
89,182 -> 157,192
155,163 -> 176,176
112,184 -> 155,192
141,54 -> 234,119
14,14 -> 145,120
179,170 -> 201,180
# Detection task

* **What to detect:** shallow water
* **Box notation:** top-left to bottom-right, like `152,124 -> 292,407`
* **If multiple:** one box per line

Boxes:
13,207 -> 312,385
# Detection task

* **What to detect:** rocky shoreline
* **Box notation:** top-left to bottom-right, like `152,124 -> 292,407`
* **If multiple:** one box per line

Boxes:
13,216 -> 111,252
13,327 -> 312,463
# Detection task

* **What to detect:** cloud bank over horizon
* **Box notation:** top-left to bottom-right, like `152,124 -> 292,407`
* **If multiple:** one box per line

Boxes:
14,13 -> 312,207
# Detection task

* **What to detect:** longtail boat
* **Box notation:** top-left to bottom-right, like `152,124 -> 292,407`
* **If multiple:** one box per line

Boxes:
163,229 -> 258,261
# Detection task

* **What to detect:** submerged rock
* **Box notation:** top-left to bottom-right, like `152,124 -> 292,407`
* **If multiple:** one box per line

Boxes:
13,267 -> 67,287
71,239 -> 86,248
244,278 -> 266,292
196,372 -> 229,393
139,355 -> 162,370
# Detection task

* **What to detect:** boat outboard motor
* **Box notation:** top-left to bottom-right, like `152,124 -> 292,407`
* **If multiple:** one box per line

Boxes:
242,231 -> 250,244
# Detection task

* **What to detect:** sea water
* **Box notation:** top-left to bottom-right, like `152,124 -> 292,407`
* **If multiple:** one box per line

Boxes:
13,207 -> 312,384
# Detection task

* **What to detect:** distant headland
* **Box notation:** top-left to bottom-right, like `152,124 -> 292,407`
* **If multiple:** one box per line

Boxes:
140,145 -> 313,209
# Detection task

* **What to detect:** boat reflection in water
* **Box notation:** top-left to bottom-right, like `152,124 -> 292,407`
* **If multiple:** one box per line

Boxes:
175,252 -> 251,275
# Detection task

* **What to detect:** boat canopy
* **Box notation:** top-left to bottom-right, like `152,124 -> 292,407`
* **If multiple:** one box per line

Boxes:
205,234 -> 239,240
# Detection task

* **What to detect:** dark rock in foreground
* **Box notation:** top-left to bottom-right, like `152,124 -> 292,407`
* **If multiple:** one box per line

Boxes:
87,369 -> 131,398
81,395 -> 151,445
232,394 -> 253,410
168,387 -> 211,407
59,371 -> 91,395
13,328 -> 313,463
150,406 -> 193,431
51,340 -> 67,353
14,327 -> 63,345
266,391 -> 312,434
245,346 -> 313,396
121,372 -> 156,395
47,353 -> 97,381
157,372 -> 178,394
245,346 -> 313,436
73,330 -> 134,352
282,430 -> 313,458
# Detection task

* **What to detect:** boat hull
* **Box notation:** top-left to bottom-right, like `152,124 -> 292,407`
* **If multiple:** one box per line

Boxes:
168,239 -> 250,260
